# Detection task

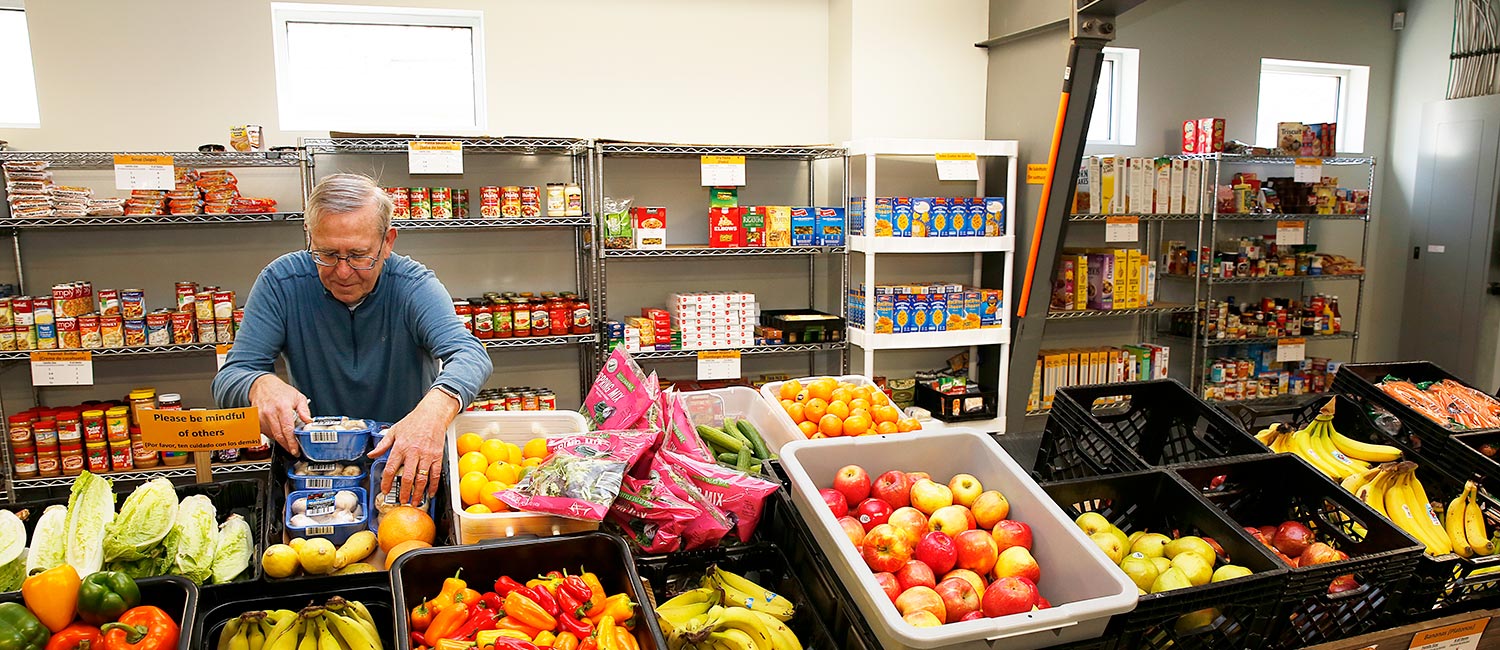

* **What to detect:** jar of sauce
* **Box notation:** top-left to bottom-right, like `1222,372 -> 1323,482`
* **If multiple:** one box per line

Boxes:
454,301 -> 473,333
60,441 -> 84,476
8,414 -> 32,448
472,299 -> 493,340
243,435 -> 273,461
512,298 -> 531,337
158,393 -> 183,410
571,298 -> 592,335
548,297 -> 569,336
530,297 -> 551,336
11,443 -> 37,479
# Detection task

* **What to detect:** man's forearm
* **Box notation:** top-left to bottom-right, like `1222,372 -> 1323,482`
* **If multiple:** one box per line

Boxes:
418,387 -> 462,423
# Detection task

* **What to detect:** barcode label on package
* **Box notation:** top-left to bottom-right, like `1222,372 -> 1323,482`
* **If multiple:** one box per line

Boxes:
307,494 -> 336,517
306,526 -> 334,536
310,430 -> 338,444
306,478 -> 333,490
308,462 -> 337,473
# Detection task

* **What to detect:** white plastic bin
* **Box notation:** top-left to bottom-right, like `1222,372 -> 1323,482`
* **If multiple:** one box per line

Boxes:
779,429 -> 1137,650
759,374 -> 936,453
445,410 -> 600,544
679,386 -> 784,448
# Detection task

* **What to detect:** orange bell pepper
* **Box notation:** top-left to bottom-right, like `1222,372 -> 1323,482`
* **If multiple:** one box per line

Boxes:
590,595 -> 634,629
553,632 -> 579,650
611,628 -> 638,650
533,630 -> 556,648
23,564 -> 81,633
494,616 -> 541,639
410,600 -> 435,632
503,591 -> 557,632
455,588 -> 482,605
430,570 -> 468,611
579,573 -> 606,617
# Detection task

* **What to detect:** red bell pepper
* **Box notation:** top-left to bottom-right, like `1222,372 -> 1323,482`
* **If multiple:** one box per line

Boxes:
494,576 -> 526,597
557,608 -> 593,638
529,586 -> 559,617
479,592 -> 504,612
451,605 -> 500,642
99,606 -> 179,650
560,576 -> 592,605
490,639 -> 540,650
557,589 -> 586,621
47,623 -> 103,650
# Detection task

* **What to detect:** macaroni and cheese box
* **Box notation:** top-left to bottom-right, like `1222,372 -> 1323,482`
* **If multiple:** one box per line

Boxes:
766,206 -> 791,247
930,294 -> 948,332
896,197 -> 916,237
709,207 -> 743,248
980,289 -> 1002,328
633,206 -> 667,250
985,197 -> 1005,237
931,198 -> 953,238
911,198 -> 931,237
872,197 -> 894,237
816,207 -> 845,246
790,207 -> 816,246
964,197 -> 984,237
741,206 -> 766,247
962,290 -> 981,329
874,294 -> 894,334
914,294 -> 935,332
894,294 -> 914,333
847,196 -> 865,235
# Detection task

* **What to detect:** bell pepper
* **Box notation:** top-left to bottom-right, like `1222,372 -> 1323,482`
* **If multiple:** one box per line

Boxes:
451,606 -> 500,642
23,564 -> 81,633
611,628 -> 638,650
423,601 -> 470,646
579,573 -> 606,617
559,576 -> 592,607
529,587 -> 559,617
590,595 -> 634,630
526,572 -> 563,596
494,617 -> 540,639
0,602 -> 52,650
456,588 -> 482,606
435,640 -> 473,650
494,576 -> 526,597
487,639 -> 538,650
593,616 -> 616,650
532,631 -> 555,648
99,606 -> 178,650
556,590 -> 585,622
46,624 -> 102,650
502,591 -> 557,633
77,572 -> 141,628
552,632 -> 579,650
478,592 -> 503,612
411,600 -> 435,632
556,609 -> 592,638
578,640 -> 595,650
431,570 -> 468,611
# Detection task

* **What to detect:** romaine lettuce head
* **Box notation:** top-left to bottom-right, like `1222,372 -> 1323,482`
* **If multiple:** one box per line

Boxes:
25,505 -> 68,575
104,478 -> 180,562
65,471 -> 115,576
0,549 -> 27,592
169,495 -> 219,585
210,514 -> 252,584
0,509 -> 25,585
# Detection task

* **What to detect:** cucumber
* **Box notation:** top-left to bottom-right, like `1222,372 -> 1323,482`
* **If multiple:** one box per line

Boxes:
736,420 -> 771,460
696,425 -> 746,452
749,463 -> 763,475
735,443 -> 752,471
722,418 -> 752,445
716,452 -> 739,464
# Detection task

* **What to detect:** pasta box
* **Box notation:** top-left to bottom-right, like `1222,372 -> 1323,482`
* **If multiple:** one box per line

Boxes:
872,197 -> 894,237
741,206 -> 766,247
930,198 -> 951,237
633,206 -> 667,250
815,207 -> 845,246
981,289 -> 1003,327
962,197 -> 983,237
892,197 -> 913,237
790,207 -> 816,246
873,294 -> 894,334
766,206 -> 791,247
709,207 -> 743,248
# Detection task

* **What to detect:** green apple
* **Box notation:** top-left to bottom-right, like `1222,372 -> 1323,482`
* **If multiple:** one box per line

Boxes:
1075,512 -> 1113,536
1150,566 -> 1193,593
1104,526 -> 1131,554
1211,565 -> 1253,582
1171,551 -> 1214,587
1090,531 -> 1126,564
1119,553 -> 1160,591
1129,533 -> 1172,558
1164,536 -> 1217,562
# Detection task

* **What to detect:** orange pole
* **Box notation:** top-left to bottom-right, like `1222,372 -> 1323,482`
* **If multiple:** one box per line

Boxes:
1018,90 -> 1071,319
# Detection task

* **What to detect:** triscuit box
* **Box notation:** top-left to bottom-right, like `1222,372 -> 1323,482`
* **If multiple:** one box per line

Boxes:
985,197 -> 1005,237
872,197 -> 894,237
633,206 -> 666,250
790,207 -> 816,246
766,206 -> 791,247
816,207 -> 845,246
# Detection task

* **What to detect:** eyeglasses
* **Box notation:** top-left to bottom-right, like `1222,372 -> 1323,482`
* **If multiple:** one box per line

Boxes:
308,242 -> 383,270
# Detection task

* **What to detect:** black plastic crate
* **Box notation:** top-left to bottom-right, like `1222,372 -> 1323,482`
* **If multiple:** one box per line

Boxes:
914,382 -> 997,422
1172,455 -> 1424,648
0,575 -> 197,650
1034,405 -> 1143,482
391,531 -> 666,650
752,491 -> 879,650
1217,394 -> 1326,433
192,572 -> 392,650
1334,361 -> 1500,452
1053,379 -> 1268,469
1042,470 -> 1288,650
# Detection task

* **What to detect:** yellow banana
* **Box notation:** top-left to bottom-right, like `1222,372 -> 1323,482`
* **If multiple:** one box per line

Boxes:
247,617 -> 266,650
1290,424 -> 1351,479
269,618 -> 305,650
1358,466 -> 1394,518
1311,424 -> 1369,474
1405,467 -> 1452,545
1448,485 -> 1475,558
1465,486 -> 1494,556
715,607 -> 773,650
749,610 -> 803,650
229,619 -> 251,650
218,616 -> 243,650
1388,470 -> 1452,555
321,611 -> 376,650
707,629 -> 758,650
1341,465 -> 1383,493
705,566 -> 795,622
1329,430 -> 1401,463
296,617 -> 318,650
260,611 -> 300,650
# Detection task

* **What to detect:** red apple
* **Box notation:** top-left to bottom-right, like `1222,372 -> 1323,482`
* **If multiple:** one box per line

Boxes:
954,529 -> 1000,575
935,576 -> 981,621
1244,526 -> 1267,545
856,498 -> 894,532
982,576 -> 1039,617
820,488 -> 849,518
888,507 -> 929,546
895,585 -> 946,622
872,471 -> 913,508
906,471 -> 933,484
874,572 -> 901,602
914,531 -> 959,575
990,519 -> 1033,551
1328,574 -> 1360,594
943,569 -> 986,595
837,516 -> 866,547
948,473 -> 984,508
928,505 -> 973,535
903,610 -> 943,627
993,545 -> 1041,584
861,524 -> 913,573
834,465 -> 872,505
1273,521 -> 1314,558
1259,525 -> 1277,541
910,479 -> 955,515
971,490 -> 1010,529
1300,542 -> 1342,566
1036,596 -> 1052,609
959,611 -> 985,622
896,560 -> 938,592
1203,536 -> 1226,560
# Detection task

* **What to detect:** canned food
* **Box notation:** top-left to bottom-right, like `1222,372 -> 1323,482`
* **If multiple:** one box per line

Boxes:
521,391 -> 539,411
52,284 -> 87,318
76,314 -> 100,348
97,289 -> 119,317
454,189 -> 469,219
409,187 -> 431,219
0,297 -> 12,327
215,318 -> 234,343
145,311 -> 170,346
546,183 -> 566,217
100,316 -> 123,347
109,442 -> 133,471
197,321 -> 217,344
170,311 -> 193,344
233,308 -> 243,336
123,319 -> 146,346
121,289 -> 146,319
0,327 -> 13,351
11,296 -> 31,327
538,390 -> 556,411
500,186 -> 522,218
431,187 -> 453,219
387,187 -> 410,219
565,183 -> 584,216
18,324 -> 36,350
212,290 -> 234,319
480,186 -> 501,218
195,291 -> 214,323
56,316 -> 79,349
176,281 -> 197,312
520,186 -> 541,218
85,441 -> 109,473
503,392 -> 521,411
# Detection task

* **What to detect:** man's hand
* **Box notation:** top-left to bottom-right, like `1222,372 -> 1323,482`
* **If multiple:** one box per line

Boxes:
249,374 -> 312,455
371,389 -> 460,504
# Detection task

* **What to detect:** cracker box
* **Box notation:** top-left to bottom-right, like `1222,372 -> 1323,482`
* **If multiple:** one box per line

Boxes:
633,206 -> 667,250
1107,155 -> 1126,214
1086,253 -> 1114,310
874,294 -> 894,334
962,290 -> 981,329
871,197 -> 894,237
766,206 -> 791,247
741,206 -> 766,247
930,294 -> 948,332
708,207 -> 743,248
1181,119 -> 1199,154
1051,257 -> 1077,311
1277,122 -> 1304,155
1196,118 -> 1226,154
1153,157 -> 1171,214
898,197 -> 918,238
965,197 -> 985,237
980,289 -> 1002,328
790,207 -> 816,246
847,196 -> 865,235
815,207 -> 845,246
894,294 -> 914,333
931,198 -> 952,238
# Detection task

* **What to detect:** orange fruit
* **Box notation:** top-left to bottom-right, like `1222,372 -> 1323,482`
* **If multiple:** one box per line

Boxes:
464,504 -> 492,514
457,451 -> 489,476
456,433 -> 484,456
827,400 -> 850,420
876,421 -> 899,434
807,378 -> 837,402
786,402 -> 806,424
798,421 -> 819,438
778,379 -> 804,401
871,390 -> 890,406
811,432 -> 827,439
377,505 -> 437,552
504,442 -> 523,465
850,397 -> 872,413
480,439 -> 508,464
873,405 -> 900,424
843,414 -> 871,436
522,457 -> 543,468
458,471 -> 488,506
819,414 -> 844,437
479,480 -> 508,511
522,438 -> 549,459
386,540 -> 432,569
780,398 -> 794,409
805,398 -> 829,422
898,418 -> 921,432
830,387 -> 855,405
486,462 -> 519,484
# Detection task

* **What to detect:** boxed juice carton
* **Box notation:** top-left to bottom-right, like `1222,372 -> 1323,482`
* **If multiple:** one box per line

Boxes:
633,206 -> 666,250
790,207 -> 816,246
906,198 -> 926,237
815,207 -> 845,246
766,206 -> 791,247
741,206 -> 766,246
1086,253 -> 1114,310
980,289 -> 1002,328
708,207 -> 743,248
985,197 -> 1005,237
874,294 -> 894,334
872,197 -> 894,237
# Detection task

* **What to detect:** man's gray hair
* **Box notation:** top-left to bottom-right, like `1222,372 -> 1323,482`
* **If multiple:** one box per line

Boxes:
305,173 -> 393,239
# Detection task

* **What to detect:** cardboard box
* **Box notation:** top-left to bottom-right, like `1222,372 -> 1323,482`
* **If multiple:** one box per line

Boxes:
1183,159 -> 1202,215
1073,254 -> 1088,311
816,207 -> 845,246
984,197 -> 1005,237
1114,249 -> 1133,309
980,289 -> 1002,328
1196,118 -> 1226,154
961,197 -> 982,237
1086,157 -> 1102,214
1146,259 -> 1157,305
847,196 -> 865,236
766,206 -> 791,247
1181,119 -> 1199,154
874,294 -> 894,334
708,207 -> 743,248
911,198 -> 931,237
633,206 -> 666,250
931,294 -> 949,332
932,198 -> 953,237
790,207 -> 816,246
963,290 -> 981,329
887,197 -> 909,238
1123,250 -> 1140,310
709,187 -> 738,208
1153,158 -> 1171,214
1169,158 -> 1186,214
1052,258 -> 1077,311
1087,253 -> 1114,310
872,197 -> 894,237
1101,156 -> 1121,214
894,294 -> 914,333
1277,122 -> 1303,155
741,206 -> 766,247
1131,158 -> 1152,214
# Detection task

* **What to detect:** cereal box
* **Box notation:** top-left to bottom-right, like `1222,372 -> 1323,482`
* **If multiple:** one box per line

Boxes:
931,294 -> 948,332
815,207 -> 845,246
1114,249 -> 1133,309
984,197 -> 1005,237
1051,257 -> 1077,311
895,197 -> 915,238
1169,159 -> 1186,214
1073,253 -> 1088,311
790,207 -> 816,246
741,206 -> 766,247
872,197 -> 894,237
709,207 -> 743,248
980,289 -> 1002,328
1086,253 -> 1114,310
874,294 -> 894,334
894,294 -> 914,333
1154,158 -> 1171,214
633,206 -> 666,250
766,206 -> 791,247
962,290 -> 981,329
931,198 -> 951,238
965,197 -> 985,237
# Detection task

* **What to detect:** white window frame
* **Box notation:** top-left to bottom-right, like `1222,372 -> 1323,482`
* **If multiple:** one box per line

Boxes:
1256,58 -> 1369,153
1087,47 -> 1139,146
270,3 -> 487,132
0,0 -> 41,128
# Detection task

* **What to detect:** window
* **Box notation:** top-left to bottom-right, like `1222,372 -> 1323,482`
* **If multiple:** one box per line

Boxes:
1256,58 -> 1369,153
0,2 -> 41,128
1087,47 -> 1139,146
271,3 -> 485,132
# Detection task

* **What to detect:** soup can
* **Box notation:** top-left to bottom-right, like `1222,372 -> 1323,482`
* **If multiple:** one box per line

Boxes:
170,311 -> 194,344
145,311 -> 170,346
197,320 -> 217,344
176,281 -> 197,312
500,186 -> 521,218
520,186 -> 541,217
0,327 -> 15,351
80,314 -> 101,348
56,316 -> 80,349
98,289 -> 120,317
120,289 -> 145,319
409,187 -> 431,219
0,296 -> 13,327
480,186 -> 501,218
123,319 -> 146,346
387,187 -> 410,219
215,318 -> 234,343
454,189 -> 469,218
212,290 -> 234,320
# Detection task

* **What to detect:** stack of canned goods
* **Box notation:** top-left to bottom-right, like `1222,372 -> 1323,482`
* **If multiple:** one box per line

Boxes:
383,182 -> 583,220
453,291 -> 593,340
0,280 -> 242,352
465,387 -> 558,412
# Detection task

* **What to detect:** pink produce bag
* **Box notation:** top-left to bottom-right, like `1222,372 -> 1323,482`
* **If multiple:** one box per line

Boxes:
607,471 -> 699,553
497,430 -> 657,521
661,449 -> 780,542
650,452 -> 731,550
580,348 -> 653,430
663,390 -> 715,463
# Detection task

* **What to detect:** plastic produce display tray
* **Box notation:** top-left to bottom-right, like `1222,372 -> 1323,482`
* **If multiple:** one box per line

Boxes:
283,487 -> 369,545
191,572 -> 393,650
679,385 -> 787,476
756,489 -> 883,650
779,428 -> 1138,650
1034,405 -> 1142,482
1042,470 -> 1289,650
1173,455 -> 1425,648
391,531 -> 666,650
293,418 -> 375,462
757,374 -> 885,453
1333,361 -> 1500,459
0,575 -> 197,650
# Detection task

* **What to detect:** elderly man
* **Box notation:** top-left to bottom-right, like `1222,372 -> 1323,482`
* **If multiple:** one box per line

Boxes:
213,173 -> 491,503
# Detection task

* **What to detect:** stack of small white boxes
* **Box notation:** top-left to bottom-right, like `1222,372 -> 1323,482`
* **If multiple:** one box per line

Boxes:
670,292 -> 756,351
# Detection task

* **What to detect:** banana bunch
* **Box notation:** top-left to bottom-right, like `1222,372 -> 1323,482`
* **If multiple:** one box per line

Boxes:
656,566 -> 802,650
1256,400 -> 1402,481
218,597 -> 383,650
1445,480 -> 1495,559
1344,461 -> 1450,556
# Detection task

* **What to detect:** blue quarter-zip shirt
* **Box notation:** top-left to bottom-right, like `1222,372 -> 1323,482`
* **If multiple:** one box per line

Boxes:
212,251 -> 491,423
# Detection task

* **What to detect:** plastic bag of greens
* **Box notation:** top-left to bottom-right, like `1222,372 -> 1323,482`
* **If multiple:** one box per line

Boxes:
497,430 -> 656,521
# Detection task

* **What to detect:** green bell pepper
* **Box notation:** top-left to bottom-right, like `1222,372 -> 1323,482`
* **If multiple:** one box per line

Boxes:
77,571 -> 141,626
0,602 -> 51,650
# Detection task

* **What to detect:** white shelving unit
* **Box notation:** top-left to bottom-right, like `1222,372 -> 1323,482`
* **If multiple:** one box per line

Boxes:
844,138 -> 1018,432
